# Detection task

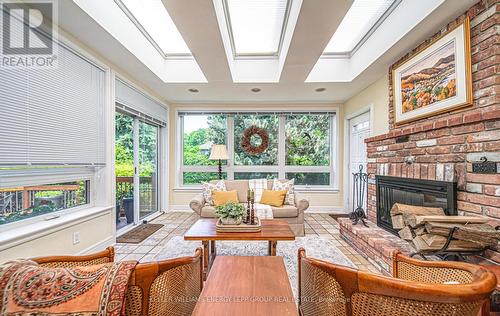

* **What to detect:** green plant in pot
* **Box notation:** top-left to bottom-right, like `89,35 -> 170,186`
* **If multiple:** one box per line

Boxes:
215,202 -> 245,225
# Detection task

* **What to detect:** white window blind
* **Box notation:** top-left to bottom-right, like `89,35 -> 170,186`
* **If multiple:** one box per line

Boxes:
0,42 -> 106,166
115,79 -> 167,126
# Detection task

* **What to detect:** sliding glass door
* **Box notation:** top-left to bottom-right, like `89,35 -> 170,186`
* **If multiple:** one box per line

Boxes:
139,121 -> 158,219
115,111 -> 159,230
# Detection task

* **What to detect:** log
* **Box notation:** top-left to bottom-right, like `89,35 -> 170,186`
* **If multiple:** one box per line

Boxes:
425,222 -> 499,247
398,226 -> 414,241
390,203 -> 445,216
414,226 -> 426,236
420,234 -> 483,249
407,215 -> 489,228
391,215 -> 405,229
412,235 -> 483,252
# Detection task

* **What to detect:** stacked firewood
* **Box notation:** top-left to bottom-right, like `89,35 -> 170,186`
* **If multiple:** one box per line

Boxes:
391,203 -> 500,252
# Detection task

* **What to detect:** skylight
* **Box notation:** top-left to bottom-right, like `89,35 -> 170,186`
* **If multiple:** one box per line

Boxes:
224,0 -> 289,56
324,0 -> 397,54
119,0 -> 191,56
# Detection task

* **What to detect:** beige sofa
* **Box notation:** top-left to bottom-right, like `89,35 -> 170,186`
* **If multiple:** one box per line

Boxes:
189,179 -> 308,236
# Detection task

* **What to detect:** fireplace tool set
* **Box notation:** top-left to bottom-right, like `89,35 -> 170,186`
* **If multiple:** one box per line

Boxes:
350,164 -> 369,227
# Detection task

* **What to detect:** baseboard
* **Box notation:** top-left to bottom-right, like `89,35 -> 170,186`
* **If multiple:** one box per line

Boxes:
306,206 -> 347,213
77,235 -> 115,255
168,205 -> 193,211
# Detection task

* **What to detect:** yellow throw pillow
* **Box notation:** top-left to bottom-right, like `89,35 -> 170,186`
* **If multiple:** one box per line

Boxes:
212,190 -> 239,206
260,190 -> 287,207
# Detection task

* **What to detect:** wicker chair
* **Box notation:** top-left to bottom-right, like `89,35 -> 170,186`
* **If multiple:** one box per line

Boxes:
298,248 -> 497,316
32,247 -> 203,316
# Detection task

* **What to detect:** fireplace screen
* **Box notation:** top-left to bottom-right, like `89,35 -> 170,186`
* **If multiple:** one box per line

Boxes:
376,176 -> 457,235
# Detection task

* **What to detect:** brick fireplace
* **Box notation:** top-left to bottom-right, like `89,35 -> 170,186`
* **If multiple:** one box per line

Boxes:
340,0 -> 499,272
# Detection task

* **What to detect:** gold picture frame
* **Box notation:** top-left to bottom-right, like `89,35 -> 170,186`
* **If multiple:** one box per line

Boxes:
392,17 -> 472,125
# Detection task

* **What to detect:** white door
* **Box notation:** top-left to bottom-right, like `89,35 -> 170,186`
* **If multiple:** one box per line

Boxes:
348,112 -> 370,212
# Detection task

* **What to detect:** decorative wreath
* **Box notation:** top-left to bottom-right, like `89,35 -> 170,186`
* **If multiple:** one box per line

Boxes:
240,125 -> 269,155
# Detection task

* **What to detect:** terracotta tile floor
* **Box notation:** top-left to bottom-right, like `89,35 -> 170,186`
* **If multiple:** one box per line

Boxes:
113,211 -> 380,273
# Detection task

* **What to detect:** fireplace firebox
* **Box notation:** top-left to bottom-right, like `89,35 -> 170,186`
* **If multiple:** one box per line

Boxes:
376,176 -> 457,235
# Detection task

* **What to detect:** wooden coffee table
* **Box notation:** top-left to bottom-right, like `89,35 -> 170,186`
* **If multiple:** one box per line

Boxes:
184,218 -> 295,279
192,256 -> 298,315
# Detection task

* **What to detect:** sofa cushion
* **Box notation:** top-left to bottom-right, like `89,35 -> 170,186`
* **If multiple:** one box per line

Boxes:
271,205 -> 298,218
202,180 -> 226,205
212,190 -> 239,206
260,190 -> 287,207
214,180 -> 249,203
272,178 -> 295,205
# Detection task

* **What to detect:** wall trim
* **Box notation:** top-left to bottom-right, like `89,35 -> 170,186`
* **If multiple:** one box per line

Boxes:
168,205 -> 346,213
343,105 -> 373,212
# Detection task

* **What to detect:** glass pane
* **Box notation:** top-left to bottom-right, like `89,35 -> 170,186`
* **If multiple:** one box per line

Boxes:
183,172 -> 227,185
234,172 -> 278,180
0,180 -> 89,225
183,115 -> 227,166
139,121 -> 158,219
120,0 -> 191,55
115,112 -> 134,229
234,115 -> 278,166
286,114 -> 330,166
225,0 -> 288,55
286,172 -> 330,186
324,0 -> 395,53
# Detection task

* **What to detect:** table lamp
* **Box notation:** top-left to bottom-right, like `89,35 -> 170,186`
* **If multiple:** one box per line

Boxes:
209,144 -> 228,180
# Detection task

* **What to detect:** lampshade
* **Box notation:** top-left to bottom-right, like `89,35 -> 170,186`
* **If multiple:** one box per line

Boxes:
209,144 -> 229,160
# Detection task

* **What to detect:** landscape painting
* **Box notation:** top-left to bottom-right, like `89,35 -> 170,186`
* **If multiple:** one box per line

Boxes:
393,18 -> 472,125
400,40 -> 456,113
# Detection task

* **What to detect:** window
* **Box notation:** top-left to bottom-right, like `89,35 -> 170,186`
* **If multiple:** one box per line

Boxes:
0,180 -> 90,225
323,0 -> 397,54
180,114 -> 227,185
118,0 -> 191,56
179,112 -> 336,188
223,0 -> 290,56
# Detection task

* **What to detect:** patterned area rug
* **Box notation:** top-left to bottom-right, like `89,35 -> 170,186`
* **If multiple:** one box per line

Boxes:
155,236 -> 355,298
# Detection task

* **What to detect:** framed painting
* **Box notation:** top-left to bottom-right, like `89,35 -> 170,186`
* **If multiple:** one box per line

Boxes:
393,18 -> 472,125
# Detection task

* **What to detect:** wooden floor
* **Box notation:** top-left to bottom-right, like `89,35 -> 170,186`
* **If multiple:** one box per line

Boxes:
113,211 -> 380,274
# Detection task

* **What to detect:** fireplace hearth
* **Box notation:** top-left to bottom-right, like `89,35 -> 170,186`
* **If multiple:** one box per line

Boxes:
376,176 -> 457,235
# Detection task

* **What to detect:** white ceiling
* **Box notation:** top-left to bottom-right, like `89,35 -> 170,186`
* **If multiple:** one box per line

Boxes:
58,0 -> 476,104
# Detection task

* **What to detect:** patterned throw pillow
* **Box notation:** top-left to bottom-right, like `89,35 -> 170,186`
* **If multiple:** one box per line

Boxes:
272,179 -> 295,206
202,180 -> 226,206
248,178 -> 268,203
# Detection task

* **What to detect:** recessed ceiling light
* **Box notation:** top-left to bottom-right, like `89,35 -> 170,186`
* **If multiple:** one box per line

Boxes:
251,88 -> 261,93
315,87 -> 326,92
188,88 -> 199,93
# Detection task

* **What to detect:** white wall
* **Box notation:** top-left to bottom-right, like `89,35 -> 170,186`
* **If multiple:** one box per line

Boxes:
344,74 -> 390,137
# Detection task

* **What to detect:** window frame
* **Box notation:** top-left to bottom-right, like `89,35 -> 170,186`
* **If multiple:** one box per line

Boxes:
0,168 -> 95,232
177,110 -> 338,191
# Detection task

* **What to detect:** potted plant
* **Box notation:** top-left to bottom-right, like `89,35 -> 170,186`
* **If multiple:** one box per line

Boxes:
215,202 -> 245,225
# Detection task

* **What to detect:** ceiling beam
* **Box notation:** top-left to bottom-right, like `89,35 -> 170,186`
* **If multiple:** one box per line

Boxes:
162,0 -> 232,83
280,0 -> 352,83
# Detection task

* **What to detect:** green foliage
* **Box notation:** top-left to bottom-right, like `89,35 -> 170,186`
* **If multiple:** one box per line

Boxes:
286,115 -> 330,166
35,190 -> 63,198
183,172 -> 226,185
234,115 -> 278,166
214,202 -> 245,219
